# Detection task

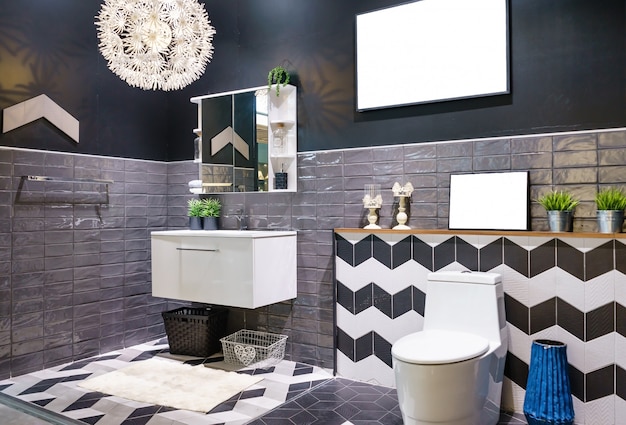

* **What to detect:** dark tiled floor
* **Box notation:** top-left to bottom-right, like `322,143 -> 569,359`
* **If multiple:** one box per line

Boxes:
250,378 -> 403,424
250,377 -> 527,425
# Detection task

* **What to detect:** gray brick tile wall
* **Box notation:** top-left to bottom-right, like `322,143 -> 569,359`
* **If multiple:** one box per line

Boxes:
1,128 -> 625,379
0,149 -> 180,379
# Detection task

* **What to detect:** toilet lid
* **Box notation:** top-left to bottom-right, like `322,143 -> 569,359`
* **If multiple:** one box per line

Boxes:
392,330 -> 489,365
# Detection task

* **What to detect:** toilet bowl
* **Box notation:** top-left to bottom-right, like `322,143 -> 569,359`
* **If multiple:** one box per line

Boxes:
391,271 -> 507,425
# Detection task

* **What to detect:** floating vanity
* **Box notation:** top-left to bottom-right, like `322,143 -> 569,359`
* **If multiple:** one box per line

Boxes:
151,230 -> 297,308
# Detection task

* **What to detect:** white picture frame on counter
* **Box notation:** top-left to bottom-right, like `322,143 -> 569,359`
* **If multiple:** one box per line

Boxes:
449,171 -> 529,230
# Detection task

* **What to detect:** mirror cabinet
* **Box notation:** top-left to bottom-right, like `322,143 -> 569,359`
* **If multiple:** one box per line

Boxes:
190,84 -> 297,193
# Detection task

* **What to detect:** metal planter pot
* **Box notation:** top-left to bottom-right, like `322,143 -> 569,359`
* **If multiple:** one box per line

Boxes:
596,210 -> 624,233
547,211 -> 573,232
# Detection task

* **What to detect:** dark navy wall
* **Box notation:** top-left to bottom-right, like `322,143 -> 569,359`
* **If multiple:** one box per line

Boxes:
0,0 -> 171,160
168,0 -> 626,158
0,0 -> 624,161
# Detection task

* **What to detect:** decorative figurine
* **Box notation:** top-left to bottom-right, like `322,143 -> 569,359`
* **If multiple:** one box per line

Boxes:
363,184 -> 383,229
392,182 -> 414,230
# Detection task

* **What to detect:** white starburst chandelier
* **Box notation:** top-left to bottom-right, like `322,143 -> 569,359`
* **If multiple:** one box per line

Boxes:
96,0 -> 216,91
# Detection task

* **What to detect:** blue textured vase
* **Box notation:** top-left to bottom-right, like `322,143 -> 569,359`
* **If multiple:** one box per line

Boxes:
524,340 -> 575,425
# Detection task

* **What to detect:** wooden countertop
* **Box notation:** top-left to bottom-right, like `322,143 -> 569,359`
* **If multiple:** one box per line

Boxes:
333,228 -> 626,239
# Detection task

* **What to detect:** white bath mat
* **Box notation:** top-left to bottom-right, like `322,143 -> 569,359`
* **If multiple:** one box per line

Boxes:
78,357 -> 263,413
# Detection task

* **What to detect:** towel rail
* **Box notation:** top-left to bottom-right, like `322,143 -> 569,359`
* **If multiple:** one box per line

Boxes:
16,176 -> 112,223
24,175 -> 114,184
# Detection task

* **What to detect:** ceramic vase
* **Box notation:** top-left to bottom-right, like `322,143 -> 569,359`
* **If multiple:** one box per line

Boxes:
189,217 -> 202,230
202,216 -> 218,230
523,340 -> 574,425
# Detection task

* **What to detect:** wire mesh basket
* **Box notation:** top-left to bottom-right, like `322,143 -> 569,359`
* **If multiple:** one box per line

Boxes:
220,330 -> 288,368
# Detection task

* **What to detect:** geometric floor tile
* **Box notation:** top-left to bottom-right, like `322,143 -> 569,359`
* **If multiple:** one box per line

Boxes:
0,338 -> 333,425
0,338 -> 528,424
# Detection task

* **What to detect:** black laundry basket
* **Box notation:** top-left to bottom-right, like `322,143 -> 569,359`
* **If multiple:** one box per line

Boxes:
162,307 -> 228,357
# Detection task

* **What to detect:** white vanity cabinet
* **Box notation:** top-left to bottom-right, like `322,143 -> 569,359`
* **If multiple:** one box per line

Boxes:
151,230 -> 297,308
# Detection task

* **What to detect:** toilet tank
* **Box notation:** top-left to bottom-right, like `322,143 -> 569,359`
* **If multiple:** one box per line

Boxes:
423,271 -> 505,343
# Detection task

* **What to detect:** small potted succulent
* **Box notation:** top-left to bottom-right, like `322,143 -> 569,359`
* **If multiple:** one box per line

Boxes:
595,187 -> 626,233
537,190 -> 579,232
201,198 -> 221,230
187,198 -> 204,230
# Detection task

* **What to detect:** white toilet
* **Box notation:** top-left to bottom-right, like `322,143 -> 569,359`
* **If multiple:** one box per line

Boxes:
391,271 -> 507,425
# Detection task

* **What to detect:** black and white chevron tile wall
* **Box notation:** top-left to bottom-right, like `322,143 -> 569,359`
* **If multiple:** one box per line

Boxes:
334,231 -> 626,425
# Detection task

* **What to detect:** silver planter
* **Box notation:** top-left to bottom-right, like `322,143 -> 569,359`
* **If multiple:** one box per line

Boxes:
547,210 -> 573,232
597,210 -> 624,233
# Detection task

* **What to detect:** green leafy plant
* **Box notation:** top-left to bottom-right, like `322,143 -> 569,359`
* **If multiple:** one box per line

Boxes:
187,199 -> 204,217
201,198 -> 222,217
595,187 -> 626,210
267,65 -> 290,96
537,190 -> 579,211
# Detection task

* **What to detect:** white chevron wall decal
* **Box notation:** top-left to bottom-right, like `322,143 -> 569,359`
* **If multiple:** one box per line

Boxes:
210,126 -> 250,160
2,94 -> 79,143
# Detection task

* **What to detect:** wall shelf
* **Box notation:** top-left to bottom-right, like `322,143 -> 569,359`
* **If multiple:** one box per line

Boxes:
268,84 -> 297,192
269,119 -> 295,126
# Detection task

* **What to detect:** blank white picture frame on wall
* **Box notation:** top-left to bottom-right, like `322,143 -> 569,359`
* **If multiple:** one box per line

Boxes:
356,0 -> 509,111
449,171 -> 529,230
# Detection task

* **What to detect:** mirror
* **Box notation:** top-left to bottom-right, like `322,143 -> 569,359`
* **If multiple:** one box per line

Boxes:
192,87 -> 270,192
191,85 -> 297,193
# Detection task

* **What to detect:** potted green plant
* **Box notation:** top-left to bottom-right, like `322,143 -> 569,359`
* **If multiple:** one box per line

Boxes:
537,190 -> 579,232
267,65 -> 290,97
201,197 -> 221,230
595,187 -> 626,233
187,198 -> 204,230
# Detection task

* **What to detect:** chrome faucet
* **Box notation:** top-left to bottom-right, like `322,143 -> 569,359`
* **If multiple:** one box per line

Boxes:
232,209 -> 248,230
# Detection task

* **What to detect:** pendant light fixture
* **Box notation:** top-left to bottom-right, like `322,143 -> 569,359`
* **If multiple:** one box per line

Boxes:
95,0 -> 216,91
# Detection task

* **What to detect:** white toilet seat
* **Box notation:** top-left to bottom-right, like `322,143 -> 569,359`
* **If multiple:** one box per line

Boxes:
392,329 -> 489,364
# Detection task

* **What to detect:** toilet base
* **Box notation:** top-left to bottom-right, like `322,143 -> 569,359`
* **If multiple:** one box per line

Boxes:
394,358 -> 486,424
393,351 -> 503,425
